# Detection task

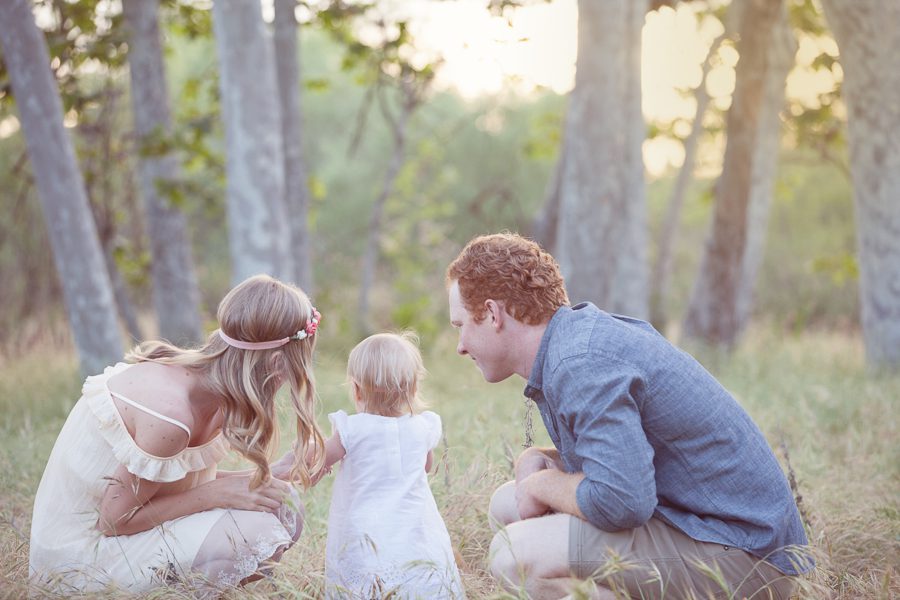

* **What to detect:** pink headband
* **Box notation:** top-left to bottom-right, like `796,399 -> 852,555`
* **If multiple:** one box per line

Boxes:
218,308 -> 321,350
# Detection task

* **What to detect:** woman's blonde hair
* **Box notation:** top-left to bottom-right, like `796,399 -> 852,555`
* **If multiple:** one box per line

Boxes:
347,332 -> 427,417
126,274 -> 325,489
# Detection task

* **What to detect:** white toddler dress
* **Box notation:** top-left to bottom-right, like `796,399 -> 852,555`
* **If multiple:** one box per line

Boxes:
325,409 -> 465,599
29,362 -> 302,595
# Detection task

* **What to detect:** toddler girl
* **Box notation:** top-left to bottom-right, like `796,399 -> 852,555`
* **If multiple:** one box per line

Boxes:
316,332 -> 465,599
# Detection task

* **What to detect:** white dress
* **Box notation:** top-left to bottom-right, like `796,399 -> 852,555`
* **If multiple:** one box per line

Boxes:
325,410 -> 465,599
29,362 -> 302,595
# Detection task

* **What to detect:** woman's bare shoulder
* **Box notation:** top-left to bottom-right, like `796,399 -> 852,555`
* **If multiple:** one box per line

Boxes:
108,362 -> 196,455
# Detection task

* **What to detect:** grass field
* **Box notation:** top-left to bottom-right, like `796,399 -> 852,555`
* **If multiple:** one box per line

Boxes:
0,326 -> 897,599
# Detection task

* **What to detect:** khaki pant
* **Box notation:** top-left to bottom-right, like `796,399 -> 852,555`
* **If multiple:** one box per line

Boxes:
569,516 -> 798,600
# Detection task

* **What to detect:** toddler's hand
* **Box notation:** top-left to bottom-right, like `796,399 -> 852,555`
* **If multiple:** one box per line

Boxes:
270,449 -> 295,481
308,465 -> 333,487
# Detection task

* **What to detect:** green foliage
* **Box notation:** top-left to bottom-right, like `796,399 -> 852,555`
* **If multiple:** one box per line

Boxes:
758,152 -> 857,329
0,0 -> 128,117
163,0 -> 214,40
647,147 -> 856,332
788,0 -> 829,36
811,253 -> 858,286
522,108 -> 562,160
289,23 -> 559,341
784,1 -> 846,170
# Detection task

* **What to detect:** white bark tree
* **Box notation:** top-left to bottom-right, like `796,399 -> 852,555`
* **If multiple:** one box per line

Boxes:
682,0 -> 793,347
554,0 -> 649,318
122,0 -> 203,344
0,0 -> 123,375
212,0 -> 293,284
650,30 -> 728,330
273,0 -> 313,291
819,0 -> 900,369
357,78 -> 423,335
735,5 -> 796,330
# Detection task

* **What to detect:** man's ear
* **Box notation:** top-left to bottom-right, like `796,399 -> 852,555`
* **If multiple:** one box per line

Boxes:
484,299 -> 505,331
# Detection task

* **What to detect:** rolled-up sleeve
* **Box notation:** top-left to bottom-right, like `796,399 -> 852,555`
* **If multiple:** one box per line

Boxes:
554,355 -> 657,531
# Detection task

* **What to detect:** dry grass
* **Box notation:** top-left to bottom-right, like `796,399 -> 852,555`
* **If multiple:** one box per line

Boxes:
0,326 -> 897,599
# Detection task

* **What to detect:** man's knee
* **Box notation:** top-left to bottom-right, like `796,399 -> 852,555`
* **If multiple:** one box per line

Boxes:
488,530 -> 521,587
488,480 -> 519,531
489,514 -> 572,585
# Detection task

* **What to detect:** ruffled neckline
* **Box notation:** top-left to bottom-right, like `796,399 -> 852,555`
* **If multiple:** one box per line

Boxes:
84,362 -> 230,482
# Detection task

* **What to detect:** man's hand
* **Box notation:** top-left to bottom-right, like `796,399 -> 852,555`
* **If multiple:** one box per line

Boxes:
513,468 -> 588,521
515,471 -> 552,519
515,447 -> 558,484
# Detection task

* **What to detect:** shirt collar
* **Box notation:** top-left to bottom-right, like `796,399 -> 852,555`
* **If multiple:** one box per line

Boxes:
524,304 -> 570,399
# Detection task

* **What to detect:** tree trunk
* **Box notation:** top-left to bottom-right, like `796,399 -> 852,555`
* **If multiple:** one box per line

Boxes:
273,0 -> 314,292
650,32 -> 727,331
682,0 -> 788,348
0,0 -> 123,375
212,0 -> 293,285
555,0 -> 649,318
86,80 -> 144,344
102,243 -> 143,342
819,0 -> 900,368
357,105 -> 410,335
122,0 -> 203,345
735,8 -> 796,329
531,143 -> 565,255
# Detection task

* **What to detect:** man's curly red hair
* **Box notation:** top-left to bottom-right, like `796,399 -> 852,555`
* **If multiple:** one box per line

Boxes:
446,233 -> 569,325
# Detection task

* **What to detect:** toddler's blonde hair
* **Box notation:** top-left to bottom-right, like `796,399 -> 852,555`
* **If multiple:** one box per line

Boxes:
347,332 -> 427,417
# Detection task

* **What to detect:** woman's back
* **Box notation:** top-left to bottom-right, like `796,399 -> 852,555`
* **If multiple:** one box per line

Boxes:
30,363 -> 229,591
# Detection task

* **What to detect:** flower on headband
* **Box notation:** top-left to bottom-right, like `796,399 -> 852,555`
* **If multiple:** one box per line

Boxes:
289,309 -> 321,342
306,309 -> 321,336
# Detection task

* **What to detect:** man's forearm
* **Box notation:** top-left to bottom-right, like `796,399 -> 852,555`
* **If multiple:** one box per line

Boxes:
520,468 -> 587,519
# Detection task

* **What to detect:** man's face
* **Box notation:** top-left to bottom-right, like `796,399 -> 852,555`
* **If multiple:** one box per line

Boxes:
448,281 -> 512,383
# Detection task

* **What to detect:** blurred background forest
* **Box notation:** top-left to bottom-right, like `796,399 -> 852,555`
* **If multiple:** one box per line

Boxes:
1,1 -> 899,598
1,0 -> 895,374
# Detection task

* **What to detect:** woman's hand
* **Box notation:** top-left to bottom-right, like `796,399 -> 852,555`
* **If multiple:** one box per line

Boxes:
206,475 -> 292,514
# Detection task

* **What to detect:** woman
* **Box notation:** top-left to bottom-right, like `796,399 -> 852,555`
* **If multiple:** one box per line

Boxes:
29,274 -> 325,594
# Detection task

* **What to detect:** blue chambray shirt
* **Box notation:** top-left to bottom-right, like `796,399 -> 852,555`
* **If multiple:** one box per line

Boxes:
524,303 -> 811,575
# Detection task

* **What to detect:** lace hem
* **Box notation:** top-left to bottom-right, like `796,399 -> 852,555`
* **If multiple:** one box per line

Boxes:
214,523 -> 293,587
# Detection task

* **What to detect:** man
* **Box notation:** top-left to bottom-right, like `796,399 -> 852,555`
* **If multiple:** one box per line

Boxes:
446,233 -> 810,600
